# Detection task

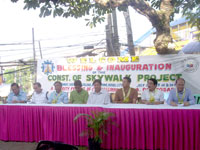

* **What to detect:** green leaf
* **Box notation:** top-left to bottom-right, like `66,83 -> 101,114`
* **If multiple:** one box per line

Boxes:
74,111 -> 115,142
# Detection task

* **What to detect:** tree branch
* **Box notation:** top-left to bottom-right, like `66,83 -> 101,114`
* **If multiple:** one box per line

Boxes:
95,0 -> 160,30
95,0 -> 175,54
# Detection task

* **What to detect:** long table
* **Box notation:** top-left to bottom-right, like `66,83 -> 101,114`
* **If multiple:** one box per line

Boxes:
0,104 -> 200,150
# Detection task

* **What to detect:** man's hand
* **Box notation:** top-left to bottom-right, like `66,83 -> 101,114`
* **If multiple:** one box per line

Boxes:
12,100 -> 19,103
146,101 -> 160,105
146,101 -> 152,105
114,101 -> 124,104
170,101 -> 178,106
132,99 -> 136,104
3,100 -> 7,104
184,101 -> 190,106
140,100 -> 147,104
12,100 -> 26,103
154,101 -> 161,105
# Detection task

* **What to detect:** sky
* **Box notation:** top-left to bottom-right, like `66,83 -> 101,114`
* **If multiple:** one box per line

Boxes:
0,0 -> 153,62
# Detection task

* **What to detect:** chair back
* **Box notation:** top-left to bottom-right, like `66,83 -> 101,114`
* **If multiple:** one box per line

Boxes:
36,141 -> 78,150
194,94 -> 200,104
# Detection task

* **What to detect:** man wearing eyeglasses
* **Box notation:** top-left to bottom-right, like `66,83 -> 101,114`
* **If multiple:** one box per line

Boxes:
167,78 -> 195,106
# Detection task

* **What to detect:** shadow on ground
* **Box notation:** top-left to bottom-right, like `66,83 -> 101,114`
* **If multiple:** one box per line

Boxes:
0,141 -> 37,150
0,141 -> 88,150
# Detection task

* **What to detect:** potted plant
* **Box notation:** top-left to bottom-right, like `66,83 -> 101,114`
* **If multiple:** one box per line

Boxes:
74,111 -> 115,150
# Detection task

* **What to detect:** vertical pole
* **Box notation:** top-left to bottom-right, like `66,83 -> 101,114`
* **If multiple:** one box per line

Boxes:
0,68 -> 2,85
38,41 -> 43,59
0,57 -> 2,85
112,9 -> 120,56
123,8 -> 135,55
106,14 -> 115,56
32,28 -> 36,82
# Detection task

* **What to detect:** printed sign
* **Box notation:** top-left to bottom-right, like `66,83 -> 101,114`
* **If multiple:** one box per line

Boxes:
37,55 -> 200,95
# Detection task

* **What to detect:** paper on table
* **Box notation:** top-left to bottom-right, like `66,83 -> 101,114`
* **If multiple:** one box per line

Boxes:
178,104 -> 184,107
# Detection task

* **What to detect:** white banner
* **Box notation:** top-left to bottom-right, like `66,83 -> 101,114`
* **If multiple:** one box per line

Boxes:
37,54 -> 200,95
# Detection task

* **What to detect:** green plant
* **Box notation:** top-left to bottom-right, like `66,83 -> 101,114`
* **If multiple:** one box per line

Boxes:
74,111 -> 115,143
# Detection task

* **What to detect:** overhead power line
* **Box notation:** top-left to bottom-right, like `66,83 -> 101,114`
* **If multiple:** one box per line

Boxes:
0,33 -> 104,46
0,64 -> 34,67
0,66 -> 34,76
0,60 -> 34,64
0,42 -> 32,46
37,33 -> 104,41
0,47 -> 34,52
0,40 -> 104,57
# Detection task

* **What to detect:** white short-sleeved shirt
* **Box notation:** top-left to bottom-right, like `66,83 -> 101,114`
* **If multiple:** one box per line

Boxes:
141,89 -> 165,101
87,89 -> 110,104
31,90 -> 48,104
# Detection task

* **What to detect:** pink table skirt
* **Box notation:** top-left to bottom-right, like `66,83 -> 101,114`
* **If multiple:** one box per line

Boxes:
0,105 -> 200,150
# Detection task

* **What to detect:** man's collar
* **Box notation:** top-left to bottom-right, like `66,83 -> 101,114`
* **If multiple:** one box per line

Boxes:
36,89 -> 43,94
13,90 -> 22,96
93,89 -> 103,94
176,88 -> 185,93
14,92 -> 20,96
55,91 -> 62,94
76,89 -> 82,93
149,88 -> 156,92
123,86 -> 130,89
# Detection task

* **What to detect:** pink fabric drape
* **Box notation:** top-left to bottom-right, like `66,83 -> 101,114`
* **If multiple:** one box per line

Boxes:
0,105 -> 200,150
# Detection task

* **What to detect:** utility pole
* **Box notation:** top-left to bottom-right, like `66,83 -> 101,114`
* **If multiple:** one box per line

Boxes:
32,28 -> 36,82
0,66 -> 3,85
123,8 -> 135,55
106,14 -> 115,56
38,41 -> 43,59
112,8 -> 120,56
0,70 -> 2,85
0,57 -> 2,85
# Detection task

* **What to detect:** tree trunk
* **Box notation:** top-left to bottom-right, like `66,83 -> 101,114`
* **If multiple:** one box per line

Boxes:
106,14 -> 115,56
123,8 -> 135,55
112,9 -> 120,56
95,0 -> 175,54
153,0 -> 174,54
154,22 -> 173,54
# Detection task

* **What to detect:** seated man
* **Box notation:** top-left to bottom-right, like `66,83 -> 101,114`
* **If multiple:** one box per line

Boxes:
48,81 -> 68,104
167,78 -> 195,106
30,82 -> 48,104
141,78 -> 164,105
87,79 -> 110,104
114,77 -> 138,103
7,83 -> 27,103
70,80 -> 88,104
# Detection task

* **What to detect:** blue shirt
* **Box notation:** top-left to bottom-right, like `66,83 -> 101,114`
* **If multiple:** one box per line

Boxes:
167,88 -> 195,105
48,91 -> 68,104
7,90 -> 27,103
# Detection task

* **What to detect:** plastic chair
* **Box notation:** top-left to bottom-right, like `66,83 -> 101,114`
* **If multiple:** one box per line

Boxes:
194,94 -> 200,104
36,141 -> 78,150
110,93 -> 115,103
